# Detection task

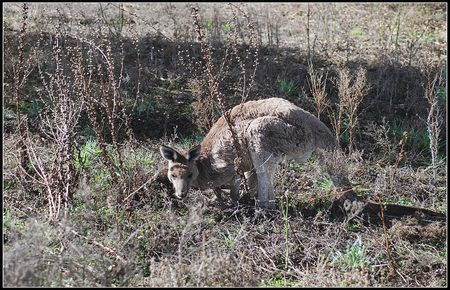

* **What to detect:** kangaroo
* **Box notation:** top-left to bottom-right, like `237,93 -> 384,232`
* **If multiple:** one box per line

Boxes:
160,97 -> 336,209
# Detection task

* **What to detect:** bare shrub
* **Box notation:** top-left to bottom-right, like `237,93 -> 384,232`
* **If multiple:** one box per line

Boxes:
185,4 -> 260,196
422,65 -> 443,180
14,12 -> 86,220
81,37 -> 127,185
70,28 -> 143,213
3,218 -> 136,287
307,62 -> 329,120
363,120 -> 398,164
11,7 -> 143,220
12,3 -> 33,176
394,131 -> 409,169
317,148 -> 352,188
329,67 -> 368,154
188,77 -> 220,134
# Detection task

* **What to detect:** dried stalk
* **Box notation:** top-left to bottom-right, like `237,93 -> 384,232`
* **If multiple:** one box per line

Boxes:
307,62 -> 329,120
190,5 -> 260,197
423,67 -> 442,180
13,3 -> 31,173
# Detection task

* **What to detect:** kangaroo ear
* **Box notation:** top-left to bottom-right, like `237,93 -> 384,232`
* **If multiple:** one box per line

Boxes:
187,145 -> 201,161
160,145 -> 178,161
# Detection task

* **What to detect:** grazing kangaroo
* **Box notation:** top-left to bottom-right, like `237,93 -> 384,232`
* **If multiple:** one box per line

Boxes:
160,97 -> 336,209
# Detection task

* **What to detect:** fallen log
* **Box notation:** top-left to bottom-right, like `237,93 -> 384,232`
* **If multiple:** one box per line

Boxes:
329,189 -> 446,225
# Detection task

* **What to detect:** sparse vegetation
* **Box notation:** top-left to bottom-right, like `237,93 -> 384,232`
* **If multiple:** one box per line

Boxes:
3,2 -> 447,287
279,79 -> 299,98
332,236 -> 370,271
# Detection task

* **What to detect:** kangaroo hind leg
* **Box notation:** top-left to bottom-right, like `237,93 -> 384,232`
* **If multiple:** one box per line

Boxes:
249,150 -> 280,209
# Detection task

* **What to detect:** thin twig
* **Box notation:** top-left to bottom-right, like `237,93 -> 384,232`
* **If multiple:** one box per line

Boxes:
377,195 -> 407,283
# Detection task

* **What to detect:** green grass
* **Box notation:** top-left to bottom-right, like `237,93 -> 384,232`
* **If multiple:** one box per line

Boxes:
73,139 -> 115,190
395,197 -> 415,207
339,118 -> 351,149
19,99 -> 46,119
436,84 -> 446,104
164,78 -> 185,91
350,27 -> 365,37
353,187 -> 372,198
206,19 -> 214,29
433,200 -> 447,213
221,229 -> 237,249
279,79 -> 298,97
74,139 -> 103,172
345,222 -> 364,233
259,273 -> 297,287
332,236 -> 370,270
222,22 -> 233,31
172,133 -> 204,150
287,155 -> 316,170
421,31 -> 440,42
3,209 -> 26,238
122,146 -> 156,169
386,119 -> 430,153
315,175 -> 334,192
287,161 -> 304,170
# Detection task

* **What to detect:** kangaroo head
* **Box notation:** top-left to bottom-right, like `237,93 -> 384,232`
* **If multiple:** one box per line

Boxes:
159,144 -> 202,199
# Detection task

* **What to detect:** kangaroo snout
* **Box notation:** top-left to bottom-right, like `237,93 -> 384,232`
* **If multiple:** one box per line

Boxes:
173,188 -> 188,199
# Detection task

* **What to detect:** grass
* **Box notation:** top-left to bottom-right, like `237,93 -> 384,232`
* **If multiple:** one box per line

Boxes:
173,133 -> 204,149
279,79 -> 298,97
386,118 -> 431,153
3,156 -> 447,286
74,139 -> 103,172
3,209 -> 26,242
288,161 -> 304,170
260,274 -> 297,287
331,236 -> 370,271
315,175 -> 335,192
350,27 -> 365,37
3,2 -> 447,288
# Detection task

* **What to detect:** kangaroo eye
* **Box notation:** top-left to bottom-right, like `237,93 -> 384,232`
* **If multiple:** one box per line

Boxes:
171,174 -> 176,178
188,173 -> 193,178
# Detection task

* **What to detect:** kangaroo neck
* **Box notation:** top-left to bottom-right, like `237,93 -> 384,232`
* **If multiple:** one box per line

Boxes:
192,154 -> 230,189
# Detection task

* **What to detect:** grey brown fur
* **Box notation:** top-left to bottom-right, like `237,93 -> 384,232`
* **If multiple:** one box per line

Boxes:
160,97 -> 336,209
